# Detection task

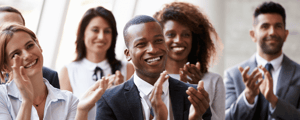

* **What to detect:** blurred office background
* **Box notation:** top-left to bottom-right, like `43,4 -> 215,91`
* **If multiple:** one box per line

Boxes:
1,0 -> 299,77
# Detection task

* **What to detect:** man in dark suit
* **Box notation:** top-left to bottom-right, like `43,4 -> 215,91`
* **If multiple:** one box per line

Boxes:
0,6 -> 60,88
224,1 -> 300,120
96,15 -> 211,120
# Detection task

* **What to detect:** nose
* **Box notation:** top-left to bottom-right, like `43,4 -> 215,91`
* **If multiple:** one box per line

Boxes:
97,30 -> 104,40
269,26 -> 276,35
173,35 -> 181,43
147,43 -> 159,54
22,50 -> 32,62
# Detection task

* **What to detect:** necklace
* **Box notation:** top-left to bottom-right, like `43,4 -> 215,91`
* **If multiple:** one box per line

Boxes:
34,95 -> 46,107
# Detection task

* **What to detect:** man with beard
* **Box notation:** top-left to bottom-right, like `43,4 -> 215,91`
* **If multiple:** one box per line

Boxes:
224,1 -> 300,120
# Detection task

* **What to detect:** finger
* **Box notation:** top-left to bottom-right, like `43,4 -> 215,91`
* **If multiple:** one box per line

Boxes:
254,78 -> 264,90
12,56 -> 22,80
196,62 -> 201,70
240,66 -> 250,82
197,81 -> 210,102
249,72 -> 262,88
179,68 -> 188,83
155,71 -> 169,86
20,66 -> 29,81
182,65 -> 194,79
249,68 -> 259,80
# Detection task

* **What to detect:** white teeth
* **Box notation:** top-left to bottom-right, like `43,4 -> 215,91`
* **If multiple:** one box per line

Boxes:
173,47 -> 185,51
147,57 -> 160,63
25,60 -> 37,68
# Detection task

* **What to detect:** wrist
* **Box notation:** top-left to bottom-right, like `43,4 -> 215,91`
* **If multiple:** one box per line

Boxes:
245,90 -> 256,104
269,95 -> 278,108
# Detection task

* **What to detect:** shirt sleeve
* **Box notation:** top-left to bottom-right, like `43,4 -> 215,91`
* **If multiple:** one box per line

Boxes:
242,91 -> 258,109
0,86 -> 13,120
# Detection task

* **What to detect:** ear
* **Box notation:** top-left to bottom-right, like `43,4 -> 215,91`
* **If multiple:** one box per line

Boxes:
249,29 -> 257,42
283,29 -> 289,42
124,49 -> 132,61
35,38 -> 43,52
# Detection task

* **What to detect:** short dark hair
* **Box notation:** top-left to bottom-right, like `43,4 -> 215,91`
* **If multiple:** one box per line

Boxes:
254,1 -> 286,27
75,6 -> 121,74
123,15 -> 160,47
154,2 -> 222,73
0,6 -> 25,25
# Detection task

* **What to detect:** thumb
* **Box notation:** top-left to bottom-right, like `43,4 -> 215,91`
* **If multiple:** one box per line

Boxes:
196,62 -> 201,70
197,81 -> 204,91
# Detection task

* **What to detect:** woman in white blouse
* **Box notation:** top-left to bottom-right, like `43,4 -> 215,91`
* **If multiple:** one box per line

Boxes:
0,23 -> 108,120
154,2 -> 225,120
59,6 -> 134,119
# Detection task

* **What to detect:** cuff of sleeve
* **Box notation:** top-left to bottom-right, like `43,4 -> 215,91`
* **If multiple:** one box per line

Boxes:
269,103 -> 276,113
242,91 -> 258,108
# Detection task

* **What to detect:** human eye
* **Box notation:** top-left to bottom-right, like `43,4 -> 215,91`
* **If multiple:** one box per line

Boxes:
92,28 -> 99,33
182,33 -> 191,37
104,29 -> 112,34
261,24 -> 269,29
26,43 -> 34,49
276,24 -> 284,29
11,52 -> 20,59
135,42 -> 146,48
166,33 -> 175,38
155,39 -> 164,43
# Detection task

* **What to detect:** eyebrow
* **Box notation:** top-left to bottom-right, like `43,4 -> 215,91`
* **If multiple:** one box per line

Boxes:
8,40 -> 32,57
154,34 -> 164,38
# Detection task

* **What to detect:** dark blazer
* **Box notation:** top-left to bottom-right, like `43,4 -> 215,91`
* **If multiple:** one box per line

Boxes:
1,67 -> 60,89
96,77 -> 211,120
42,67 -> 60,89
224,54 -> 300,120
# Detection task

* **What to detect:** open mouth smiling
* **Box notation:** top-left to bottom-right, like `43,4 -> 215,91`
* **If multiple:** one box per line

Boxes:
24,59 -> 38,69
145,56 -> 163,64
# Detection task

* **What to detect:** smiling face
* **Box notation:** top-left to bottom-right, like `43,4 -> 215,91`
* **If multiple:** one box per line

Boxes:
163,20 -> 192,63
84,16 -> 112,55
124,22 -> 168,82
5,31 -> 43,77
250,13 -> 289,56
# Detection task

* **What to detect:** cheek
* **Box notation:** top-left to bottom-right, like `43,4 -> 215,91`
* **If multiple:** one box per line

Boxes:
164,38 -> 172,47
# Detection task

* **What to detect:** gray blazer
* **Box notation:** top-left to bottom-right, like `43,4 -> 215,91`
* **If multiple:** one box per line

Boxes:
224,54 -> 300,120
96,77 -> 212,120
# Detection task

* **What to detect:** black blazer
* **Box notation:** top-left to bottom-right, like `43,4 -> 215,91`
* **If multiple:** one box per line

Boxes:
96,77 -> 211,120
42,67 -> 60,89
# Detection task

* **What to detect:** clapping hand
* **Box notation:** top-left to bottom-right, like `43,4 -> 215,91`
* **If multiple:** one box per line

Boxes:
149,71 -> 169,120
186,81 -> 210,120
76,77 -> 109,117
258,65 -> 278,108
239,66 -> 263,104
180,62 -> 203,84
105,70 -> 124,88
12,55 -> 34,103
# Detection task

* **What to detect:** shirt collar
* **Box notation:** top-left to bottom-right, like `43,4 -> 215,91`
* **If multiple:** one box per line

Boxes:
7,78 -> 65,101
82,58 -> 110,71
133,72 -> 169,96
256,53 -> 283,71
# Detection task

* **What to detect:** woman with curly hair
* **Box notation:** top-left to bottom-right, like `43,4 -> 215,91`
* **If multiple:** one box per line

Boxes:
154,2 -> 225,120
59,6 -> 134,119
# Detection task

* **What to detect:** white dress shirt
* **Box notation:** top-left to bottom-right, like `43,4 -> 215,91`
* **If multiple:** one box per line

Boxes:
0,79 -> 78,120
243,53 -> 283,120
133,72 -> 174,120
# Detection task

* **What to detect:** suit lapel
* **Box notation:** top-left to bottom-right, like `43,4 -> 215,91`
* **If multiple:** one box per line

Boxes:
169,77 -> 185,120
124,78 -> 144,120
276,55 -> 294,98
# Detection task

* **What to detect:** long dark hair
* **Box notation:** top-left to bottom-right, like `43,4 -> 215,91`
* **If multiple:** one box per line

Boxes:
154,2 -> 223,73
75,6 -> 121,73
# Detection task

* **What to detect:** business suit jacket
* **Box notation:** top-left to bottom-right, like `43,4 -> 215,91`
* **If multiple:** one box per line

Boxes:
224,54 -> 300,120
96,77 -> 212,120
42,67 -> 60,89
